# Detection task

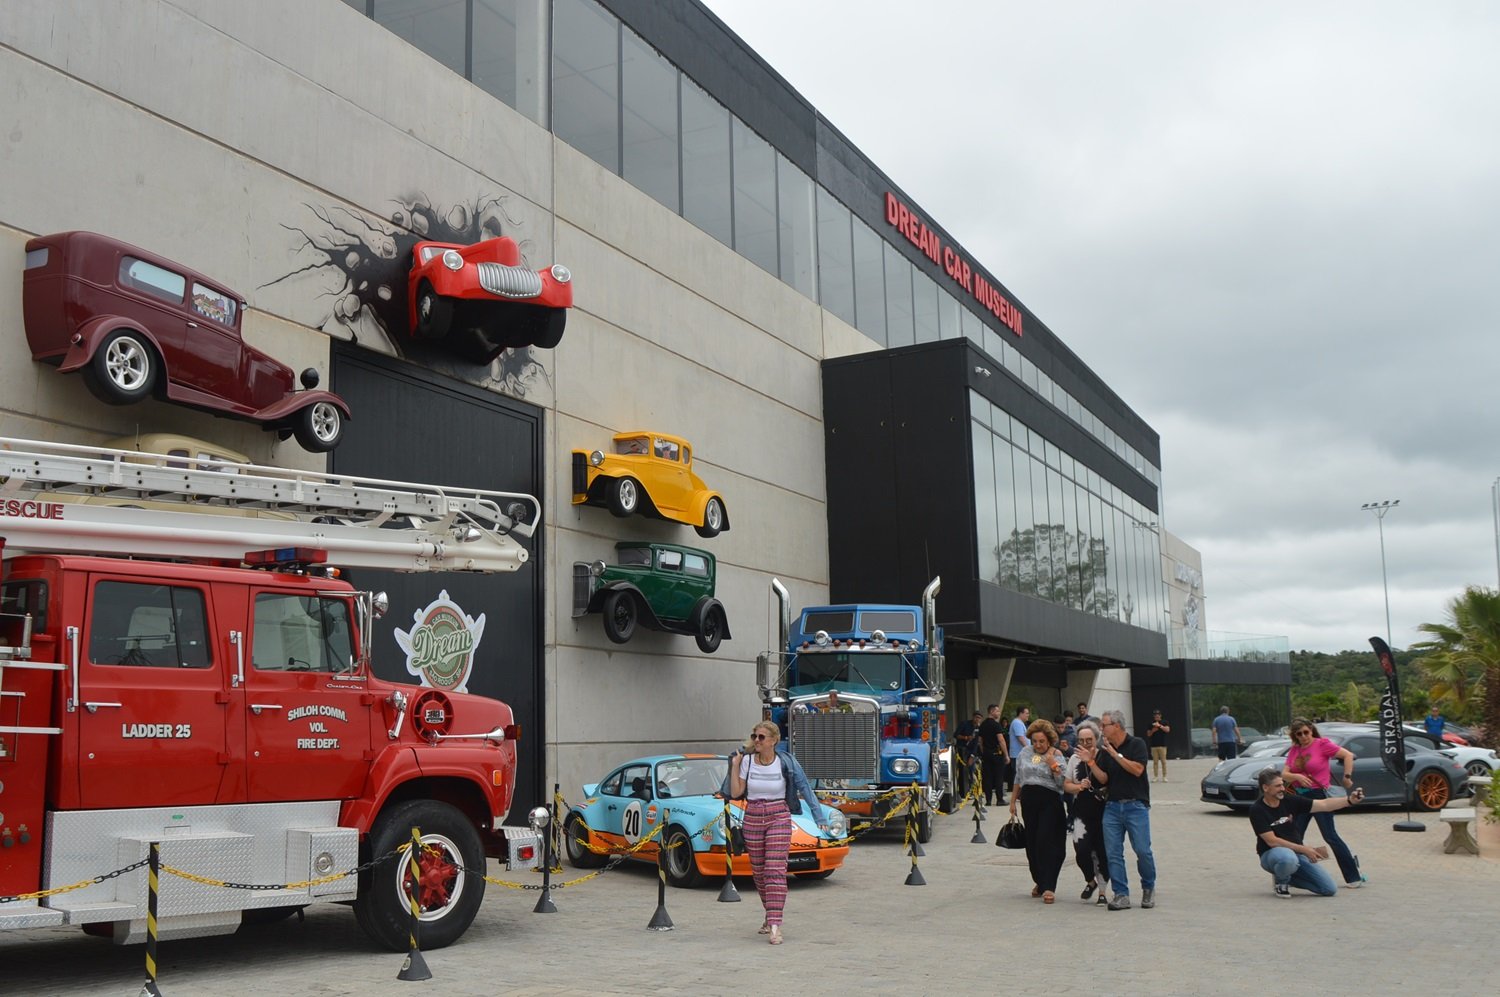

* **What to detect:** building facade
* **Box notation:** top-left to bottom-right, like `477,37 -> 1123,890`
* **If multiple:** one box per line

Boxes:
1,0 -> 1168,808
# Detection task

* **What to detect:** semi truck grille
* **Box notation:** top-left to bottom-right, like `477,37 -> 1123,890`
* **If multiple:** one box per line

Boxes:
477,262 -> 543,299
790,711 -> 879,781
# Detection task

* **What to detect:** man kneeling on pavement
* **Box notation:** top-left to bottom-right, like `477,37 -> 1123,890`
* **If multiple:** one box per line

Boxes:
1250,767 -> 1364,898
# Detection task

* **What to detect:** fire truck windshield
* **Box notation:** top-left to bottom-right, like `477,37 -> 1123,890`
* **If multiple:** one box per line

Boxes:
792,651 -> 903,693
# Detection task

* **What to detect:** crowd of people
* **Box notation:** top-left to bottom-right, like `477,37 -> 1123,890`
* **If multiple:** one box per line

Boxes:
728,702 -> 1369,944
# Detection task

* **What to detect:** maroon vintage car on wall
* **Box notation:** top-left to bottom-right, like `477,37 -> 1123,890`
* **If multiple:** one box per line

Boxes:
407,235 -> 572,363
22,231 -> 351,452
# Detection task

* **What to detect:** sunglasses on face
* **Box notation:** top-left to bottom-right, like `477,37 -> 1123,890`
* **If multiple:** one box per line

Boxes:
751,734 -> 770,741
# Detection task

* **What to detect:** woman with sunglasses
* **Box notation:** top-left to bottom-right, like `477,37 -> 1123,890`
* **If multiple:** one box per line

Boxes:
727,720 -> 828,944
1282,718 -> 1365,887
1062,719 -> 1110,904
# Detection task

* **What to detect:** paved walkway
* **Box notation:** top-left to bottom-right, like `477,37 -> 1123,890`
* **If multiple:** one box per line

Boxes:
2,760 -> 1496,995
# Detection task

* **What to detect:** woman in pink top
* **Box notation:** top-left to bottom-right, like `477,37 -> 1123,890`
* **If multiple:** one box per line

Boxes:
1282,718 -> 1364,887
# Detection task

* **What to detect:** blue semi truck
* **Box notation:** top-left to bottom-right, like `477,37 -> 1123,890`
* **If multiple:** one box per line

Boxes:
757,578 -> 949,842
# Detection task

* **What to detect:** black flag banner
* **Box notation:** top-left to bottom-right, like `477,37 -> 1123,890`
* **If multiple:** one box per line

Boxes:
1370,636 -> 1406,782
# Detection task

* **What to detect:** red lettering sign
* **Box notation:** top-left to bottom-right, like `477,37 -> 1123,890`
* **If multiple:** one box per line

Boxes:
0,499 -> 65,520
884,191 -> 1020,336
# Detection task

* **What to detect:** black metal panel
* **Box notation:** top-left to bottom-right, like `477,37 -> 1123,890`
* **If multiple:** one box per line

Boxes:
329,345 -> 545,813
824,340 -> 1167,669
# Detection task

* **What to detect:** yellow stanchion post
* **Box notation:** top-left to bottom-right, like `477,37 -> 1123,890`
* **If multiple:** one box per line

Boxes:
396,826 -> 433,982
136,841 -> 164,997
647,808 -> 674,930
716,800 -> 741,903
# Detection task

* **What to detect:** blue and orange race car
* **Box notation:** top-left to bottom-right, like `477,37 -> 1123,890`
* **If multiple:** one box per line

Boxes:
563,754 -> 849,887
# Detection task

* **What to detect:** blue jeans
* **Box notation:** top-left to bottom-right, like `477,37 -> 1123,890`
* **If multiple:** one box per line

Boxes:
1102,800 -> 1155,897
1259,847 -> 1337,896
1292,788 -> 1360,883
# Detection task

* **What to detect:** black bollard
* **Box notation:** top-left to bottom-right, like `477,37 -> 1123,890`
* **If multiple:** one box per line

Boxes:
907,786 -> 925,858
137,842 -> 163,997
647,809 -> 674,930
716,800 -> 741,903
532,806 -> 557,914
397,826 -> 433,982
970,793 -> 987,843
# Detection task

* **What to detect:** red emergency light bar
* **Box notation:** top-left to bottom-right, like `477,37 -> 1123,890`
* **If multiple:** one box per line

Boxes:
244,547 -> 329,566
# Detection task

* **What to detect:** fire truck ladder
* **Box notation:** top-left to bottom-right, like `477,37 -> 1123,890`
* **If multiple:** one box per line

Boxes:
0,436 -> 540,573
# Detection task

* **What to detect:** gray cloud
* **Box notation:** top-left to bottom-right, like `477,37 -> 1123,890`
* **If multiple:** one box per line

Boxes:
707,0 -> 1500,651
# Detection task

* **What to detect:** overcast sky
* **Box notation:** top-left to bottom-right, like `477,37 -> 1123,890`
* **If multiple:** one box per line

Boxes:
704,0 -> 1500,654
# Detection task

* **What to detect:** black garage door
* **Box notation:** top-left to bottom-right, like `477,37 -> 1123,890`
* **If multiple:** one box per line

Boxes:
331,345 -> 544,815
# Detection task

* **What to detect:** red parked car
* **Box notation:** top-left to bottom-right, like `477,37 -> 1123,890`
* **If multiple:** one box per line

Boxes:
22,231 -> 350,452
407,235 -> 572,363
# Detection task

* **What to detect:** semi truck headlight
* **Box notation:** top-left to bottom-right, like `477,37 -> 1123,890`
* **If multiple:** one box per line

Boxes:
891,758 -> 920,776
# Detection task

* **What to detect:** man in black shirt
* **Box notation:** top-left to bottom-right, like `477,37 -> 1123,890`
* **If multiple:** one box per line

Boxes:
1082,709 -> 1155,910
977,704 -> 1009,805
954,711 -> 981,799
1249,767 -> 1362,898
1146,710 -> 1171,782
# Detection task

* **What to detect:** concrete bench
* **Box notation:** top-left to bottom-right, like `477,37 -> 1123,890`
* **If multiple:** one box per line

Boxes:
1439,808 -> 1478,855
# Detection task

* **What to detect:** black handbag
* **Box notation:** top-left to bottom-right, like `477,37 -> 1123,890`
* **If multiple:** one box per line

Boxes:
995,816 -> 1026,849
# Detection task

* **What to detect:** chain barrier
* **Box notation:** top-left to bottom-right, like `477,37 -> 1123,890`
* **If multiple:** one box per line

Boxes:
0,857 -> 150,904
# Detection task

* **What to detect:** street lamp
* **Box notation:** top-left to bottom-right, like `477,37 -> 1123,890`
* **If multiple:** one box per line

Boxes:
1360,500 -> 1399,647
1491,477 -> 1499,589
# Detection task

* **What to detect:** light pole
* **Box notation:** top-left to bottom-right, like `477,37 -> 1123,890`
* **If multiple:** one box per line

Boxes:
1360,500 -> 1399,647
1492,477 -> 1499,589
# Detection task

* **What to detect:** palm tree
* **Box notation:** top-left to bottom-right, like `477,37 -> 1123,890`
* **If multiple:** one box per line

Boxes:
1411,586 -> 1500,746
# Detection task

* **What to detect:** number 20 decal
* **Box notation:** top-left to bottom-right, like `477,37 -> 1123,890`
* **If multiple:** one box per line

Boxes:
622,801 -> 644,844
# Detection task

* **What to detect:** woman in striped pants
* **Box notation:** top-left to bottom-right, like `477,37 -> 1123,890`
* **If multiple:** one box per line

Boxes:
728,720 -> 827,945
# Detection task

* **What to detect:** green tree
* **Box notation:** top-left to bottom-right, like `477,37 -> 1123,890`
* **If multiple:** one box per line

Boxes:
1411,586 -> 1500,746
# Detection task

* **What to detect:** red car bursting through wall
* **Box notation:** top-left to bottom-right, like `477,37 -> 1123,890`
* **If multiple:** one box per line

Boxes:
21,231 -> 351,452
407,235 -> 573,363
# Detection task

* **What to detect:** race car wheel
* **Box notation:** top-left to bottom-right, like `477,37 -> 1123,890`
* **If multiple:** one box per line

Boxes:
354,799 -> 484,952
292,401 -> 343,452
415,282 -> 452,341
84,330 -> 157,405
609,476 -> 641,517
601,590 -> 637,644
662,825 -> 703,888
914,809 -> 933,844
564,814 -> 606,869
695,497 -> 726,538
695,606 -> 726,655
1415,770 -> 1451,811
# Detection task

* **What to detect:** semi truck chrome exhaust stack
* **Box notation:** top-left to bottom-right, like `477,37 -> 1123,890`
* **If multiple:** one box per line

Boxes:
920,576 -> 942,702
758,578 -> 791,704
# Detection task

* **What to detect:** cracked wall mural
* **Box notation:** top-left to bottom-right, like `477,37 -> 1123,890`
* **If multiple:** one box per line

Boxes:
263,193 -> 553,401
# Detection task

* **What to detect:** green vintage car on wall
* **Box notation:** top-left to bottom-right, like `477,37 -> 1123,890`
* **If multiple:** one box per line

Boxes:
572,542 -> 731,654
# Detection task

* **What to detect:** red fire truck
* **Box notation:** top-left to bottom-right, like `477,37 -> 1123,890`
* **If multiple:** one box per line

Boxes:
0,437 -> 542,951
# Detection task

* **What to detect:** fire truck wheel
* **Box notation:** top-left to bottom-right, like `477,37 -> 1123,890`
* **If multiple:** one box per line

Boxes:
564,814 -> 607,869
601,590 -> 637,644
292,401 -> 343,452
662,826 -> 703,888
694,606 -> 725,654
354,800 -> 485,952
83,330 -> 158,405
915,810 -> 933,844
608,476 -> 641,517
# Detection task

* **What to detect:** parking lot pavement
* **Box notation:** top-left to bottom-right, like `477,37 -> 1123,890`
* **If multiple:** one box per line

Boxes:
3,762 -> 1497,996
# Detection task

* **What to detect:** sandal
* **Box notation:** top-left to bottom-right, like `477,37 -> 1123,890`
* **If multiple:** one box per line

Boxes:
1031,886 -> 1042,898
1043,891 -> 1055,904
758,921 -> 770,935
768,925 -> 783,945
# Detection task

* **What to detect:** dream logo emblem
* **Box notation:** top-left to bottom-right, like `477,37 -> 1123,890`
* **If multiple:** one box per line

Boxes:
394,590 -> 486,692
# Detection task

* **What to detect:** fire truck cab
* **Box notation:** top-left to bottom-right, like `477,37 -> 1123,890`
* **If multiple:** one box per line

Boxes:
0,438 -> 542,952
